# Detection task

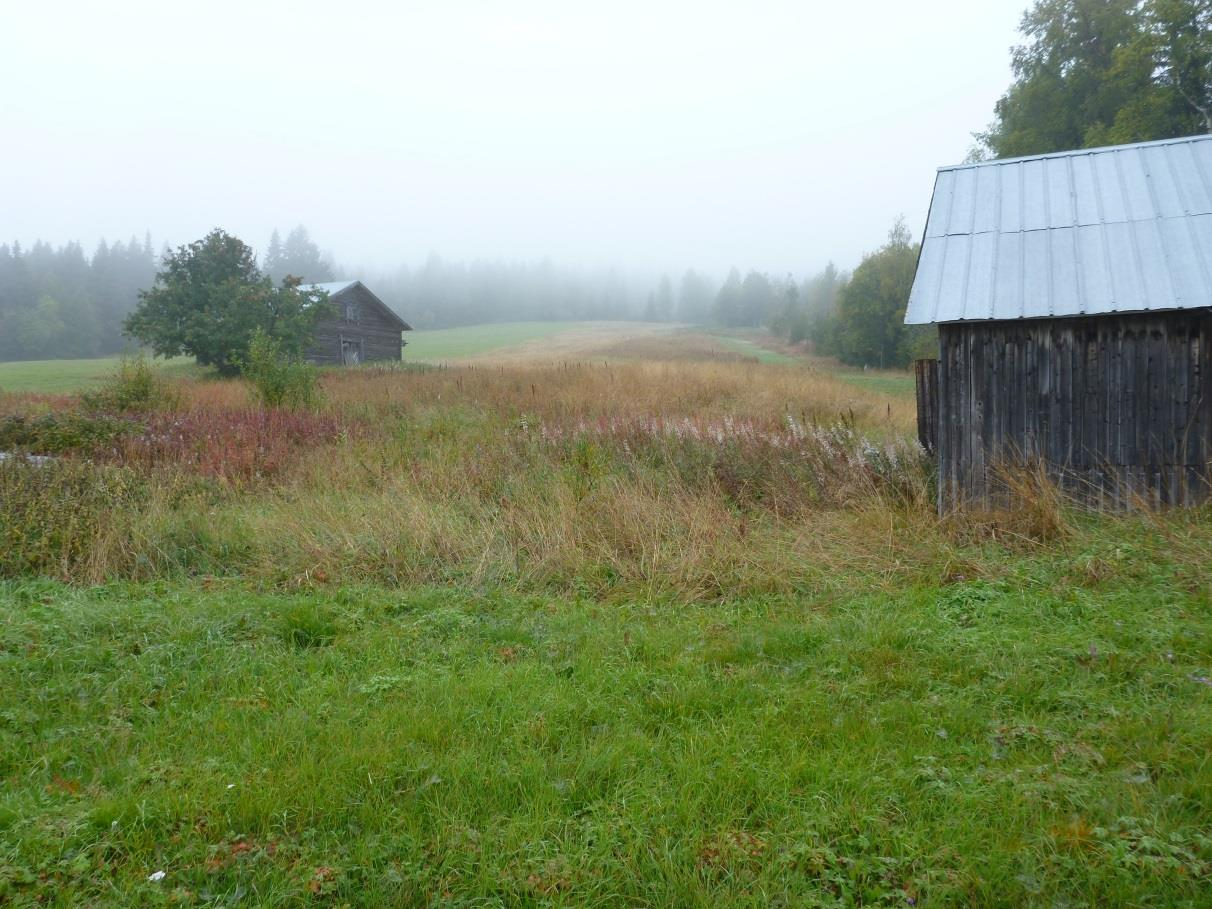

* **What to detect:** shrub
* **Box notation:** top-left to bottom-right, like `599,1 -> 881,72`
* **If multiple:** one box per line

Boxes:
80,353 -> 180,414
0,412 -> 137,455
241,328 -> 321,410
0,458 -> 147,578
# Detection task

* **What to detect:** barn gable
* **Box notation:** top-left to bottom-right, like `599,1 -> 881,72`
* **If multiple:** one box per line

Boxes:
303,281 -> 412,366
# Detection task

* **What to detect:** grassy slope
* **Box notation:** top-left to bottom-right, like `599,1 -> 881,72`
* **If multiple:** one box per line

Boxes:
0,356 -> 198,394
1,531 -> 1210,905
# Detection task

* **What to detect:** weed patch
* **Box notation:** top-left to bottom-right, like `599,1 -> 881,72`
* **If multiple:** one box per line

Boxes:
0,459 -> 147,578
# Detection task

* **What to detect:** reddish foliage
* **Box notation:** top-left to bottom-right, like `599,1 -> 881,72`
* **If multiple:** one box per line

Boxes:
113,408 -> 344,484
0,393 -> 77,417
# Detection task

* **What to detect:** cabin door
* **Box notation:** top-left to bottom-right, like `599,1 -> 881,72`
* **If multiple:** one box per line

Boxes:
341,338 -> 363,366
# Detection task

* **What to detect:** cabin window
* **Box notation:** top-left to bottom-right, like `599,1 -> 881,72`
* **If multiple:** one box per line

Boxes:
344,300 -> 360,323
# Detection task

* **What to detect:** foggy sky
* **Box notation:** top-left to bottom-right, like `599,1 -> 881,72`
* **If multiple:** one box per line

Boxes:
2,1 -> 1027,279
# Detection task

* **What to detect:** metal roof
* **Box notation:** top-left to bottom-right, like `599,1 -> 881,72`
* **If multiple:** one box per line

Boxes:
301,280 -> 359,296
905,133 -> 1212,324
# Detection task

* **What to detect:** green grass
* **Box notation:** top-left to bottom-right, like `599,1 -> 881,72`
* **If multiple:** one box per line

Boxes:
0,322 -> 584,392
404,322 -> 586,363
703,329 -> 917,397
2,527 -> 1210,906
0,356 -> 198,394
833,369 -> 916,399
703,331 -> 799,365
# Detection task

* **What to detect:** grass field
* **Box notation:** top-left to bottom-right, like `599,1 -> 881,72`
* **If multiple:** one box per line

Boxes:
0,323 -> 666,392
1,329 -> 1210,905
404,321 -> 607,363
4,534 -> 1211,906
0,355 -> 198,394
701,332 -> 799,365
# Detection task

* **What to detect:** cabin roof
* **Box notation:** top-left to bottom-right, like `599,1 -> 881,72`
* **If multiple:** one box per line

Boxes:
306,280 -> 360,296
300,280 -> 411,330
905,133 -> 1212,325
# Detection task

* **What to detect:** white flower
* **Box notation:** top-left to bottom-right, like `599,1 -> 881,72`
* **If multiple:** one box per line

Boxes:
148,871 -> 167,882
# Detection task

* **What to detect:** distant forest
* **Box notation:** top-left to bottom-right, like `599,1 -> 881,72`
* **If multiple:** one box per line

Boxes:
0,219 -> 929,369
0,224 -> 831,363
0,237 -> 156,361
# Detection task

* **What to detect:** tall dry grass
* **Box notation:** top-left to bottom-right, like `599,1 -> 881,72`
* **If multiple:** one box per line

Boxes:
4,349 -> 944,594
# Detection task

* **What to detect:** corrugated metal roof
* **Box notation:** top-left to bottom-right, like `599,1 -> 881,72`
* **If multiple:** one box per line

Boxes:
905,133 -> 1212,324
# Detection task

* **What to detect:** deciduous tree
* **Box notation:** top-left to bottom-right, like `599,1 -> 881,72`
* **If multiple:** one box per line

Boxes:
124,229 -> 332,376
977,0 -> 1209,158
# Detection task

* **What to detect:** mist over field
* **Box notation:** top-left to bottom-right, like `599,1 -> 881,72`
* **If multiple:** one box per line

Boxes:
1,2 -> 1023,279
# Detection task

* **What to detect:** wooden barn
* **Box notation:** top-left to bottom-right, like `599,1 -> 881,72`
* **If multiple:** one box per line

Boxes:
907,133 -> 1212,511
303,281 -> 411,366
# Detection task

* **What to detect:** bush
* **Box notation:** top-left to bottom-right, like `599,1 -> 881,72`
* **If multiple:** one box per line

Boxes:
241,328 -> 321,410
0,458 -> 147,578
0,412 -> 137,455
81,353 -> 180,414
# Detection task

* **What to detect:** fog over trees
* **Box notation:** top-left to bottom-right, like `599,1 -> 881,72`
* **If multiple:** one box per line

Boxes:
1,1 -> 1208,368
0,237 -> 156,361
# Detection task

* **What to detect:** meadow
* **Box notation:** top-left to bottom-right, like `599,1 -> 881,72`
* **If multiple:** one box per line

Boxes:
402,322 -> 599,364
0,323 -> 589,393
0,328 -> 1209,907
0,355 -> 199,394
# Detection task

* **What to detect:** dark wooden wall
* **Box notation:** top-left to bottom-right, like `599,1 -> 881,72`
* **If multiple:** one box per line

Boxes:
914,358 -> 938,456
306,285 -> 403,365
935,311 -> 1212,510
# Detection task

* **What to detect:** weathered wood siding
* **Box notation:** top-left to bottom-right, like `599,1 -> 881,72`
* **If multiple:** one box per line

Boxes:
937,311 -> 1212,511
914,358 -> 939,456
306,285 -> 403,365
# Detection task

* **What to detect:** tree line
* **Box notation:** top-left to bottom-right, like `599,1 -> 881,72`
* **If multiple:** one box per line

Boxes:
0,237 -> 156,361
3,1 -> 1207,369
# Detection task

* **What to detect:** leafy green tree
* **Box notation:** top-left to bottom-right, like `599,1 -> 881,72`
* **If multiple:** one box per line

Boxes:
124,229 -> 332,376
834,219 -> 928,369
1145,0 -> 1212,132
977,0 -> 1209,158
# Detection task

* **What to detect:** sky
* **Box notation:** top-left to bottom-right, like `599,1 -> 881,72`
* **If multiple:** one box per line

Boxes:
1,0 -> 1029,279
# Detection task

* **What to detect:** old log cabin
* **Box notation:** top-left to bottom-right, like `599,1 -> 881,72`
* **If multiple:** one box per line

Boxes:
907,133 -> 1212,511
304,281 -> 412,366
